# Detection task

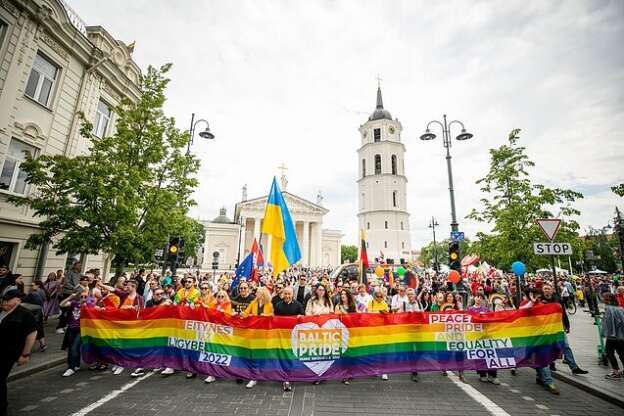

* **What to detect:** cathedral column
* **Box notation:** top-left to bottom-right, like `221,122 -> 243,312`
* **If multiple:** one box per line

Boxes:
253,217 -> 261,242
302,221 -> 310,266
309,222 -> 322,267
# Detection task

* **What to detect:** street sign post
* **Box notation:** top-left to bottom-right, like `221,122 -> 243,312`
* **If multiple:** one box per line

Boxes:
450,231 -> 464,242
533,242 -> 573,256
535,219 -> 563,294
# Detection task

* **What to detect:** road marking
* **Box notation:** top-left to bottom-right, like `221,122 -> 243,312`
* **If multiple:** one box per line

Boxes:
60,388 -> 75,394
447,372 -> 511,416
522,396 -> 535,401
536,404 -> 549,410
20,405 -> 38,411
89,376 -> 103,380
76,382 -> 89,387
500,382 -> 509,386
69,372 -> 153,416
40,396 -> 57,402
509,389 -> 521,393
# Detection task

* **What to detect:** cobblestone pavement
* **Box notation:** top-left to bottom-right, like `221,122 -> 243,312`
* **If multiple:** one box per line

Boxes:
8,365 -> 621,416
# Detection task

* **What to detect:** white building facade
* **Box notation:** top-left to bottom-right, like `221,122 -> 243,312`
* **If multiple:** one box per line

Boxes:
200,190 -> 343,271
0,0 -> 141,282
357,87 -> 411,264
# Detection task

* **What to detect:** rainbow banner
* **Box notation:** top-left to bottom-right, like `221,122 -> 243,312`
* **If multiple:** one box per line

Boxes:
81,303 -> 565,381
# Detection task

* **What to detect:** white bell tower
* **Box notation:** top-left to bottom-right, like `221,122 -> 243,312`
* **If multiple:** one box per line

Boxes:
357,86 -> 411,264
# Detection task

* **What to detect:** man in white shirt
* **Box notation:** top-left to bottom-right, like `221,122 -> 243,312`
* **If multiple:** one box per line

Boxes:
404,288 -> 421,312
391,285 -> 409,312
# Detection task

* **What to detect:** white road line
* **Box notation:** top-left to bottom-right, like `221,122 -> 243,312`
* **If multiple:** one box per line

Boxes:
69,372 -> 153,416
536,404 -> 549,410
40,396 -> 57,402
522,396 -> 535,401
447,372 -> 511,416
509,389 -> 521,393
19,405 -> 38,412
60,388 -> 75,394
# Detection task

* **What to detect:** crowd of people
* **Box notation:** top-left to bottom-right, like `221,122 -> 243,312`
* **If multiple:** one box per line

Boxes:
1,260 -> 624,414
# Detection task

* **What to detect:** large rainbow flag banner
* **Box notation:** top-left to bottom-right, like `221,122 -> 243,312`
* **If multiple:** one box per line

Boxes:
81,303 -> 565,381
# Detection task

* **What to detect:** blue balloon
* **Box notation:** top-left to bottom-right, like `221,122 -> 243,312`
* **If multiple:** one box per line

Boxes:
511,261 -> 526,277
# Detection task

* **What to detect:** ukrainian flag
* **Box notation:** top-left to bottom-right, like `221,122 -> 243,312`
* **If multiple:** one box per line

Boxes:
261,177 -> 301,276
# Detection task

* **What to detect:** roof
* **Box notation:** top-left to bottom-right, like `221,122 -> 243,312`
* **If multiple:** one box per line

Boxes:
368,86 -> 392,121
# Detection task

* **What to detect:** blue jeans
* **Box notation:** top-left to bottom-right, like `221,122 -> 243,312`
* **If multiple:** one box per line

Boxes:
67,327 -> 81,369
563,334 -> 579,370
536,367 -> 553,385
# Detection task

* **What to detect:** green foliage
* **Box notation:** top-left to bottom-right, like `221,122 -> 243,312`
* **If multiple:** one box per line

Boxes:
467,129 -> 584,271
584,227 -> 619,272
10,64 -> 203,267
612,184 -> 624,197
341,245 -> 358,263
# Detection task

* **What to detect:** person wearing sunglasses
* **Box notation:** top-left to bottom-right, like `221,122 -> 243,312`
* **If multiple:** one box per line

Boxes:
232,282 -> 255,315
174,278 -> 199,306
194,284 -> 214,308
59,289 -> 90,377
202,290 -> 232,384
367,287 -> 390,381
240,287 -> 274,389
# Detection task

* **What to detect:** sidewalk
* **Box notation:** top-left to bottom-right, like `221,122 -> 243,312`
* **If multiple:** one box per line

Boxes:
8,317 -> 66,382
552,306 -> 624,407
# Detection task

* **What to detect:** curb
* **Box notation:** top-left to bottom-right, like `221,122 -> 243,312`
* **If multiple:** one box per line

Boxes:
553,372 -> 624,409
8,357 -> 65,382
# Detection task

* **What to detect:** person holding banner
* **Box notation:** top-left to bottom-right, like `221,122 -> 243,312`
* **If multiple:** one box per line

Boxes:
274,287 -> 304,391
241,287 -> 274,389
209,290 -> 232,315
305,284 -> 333,316
334,289 -> 356,314
175,278 -> 199,306
194,283 -> 214,308
367,287 -> 390,381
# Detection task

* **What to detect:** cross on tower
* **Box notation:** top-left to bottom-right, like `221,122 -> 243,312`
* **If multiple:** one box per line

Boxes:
278,163 -> 288,190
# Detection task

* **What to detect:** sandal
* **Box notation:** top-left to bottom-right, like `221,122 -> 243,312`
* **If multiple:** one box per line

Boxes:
605,373 -> 622,379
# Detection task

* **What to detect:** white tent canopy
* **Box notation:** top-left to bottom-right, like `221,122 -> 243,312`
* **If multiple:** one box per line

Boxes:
536,267 -> 569,275
588,269 -> 608,274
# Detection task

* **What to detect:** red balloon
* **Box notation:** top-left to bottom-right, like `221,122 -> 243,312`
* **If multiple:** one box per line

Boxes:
448,270 -> 461,284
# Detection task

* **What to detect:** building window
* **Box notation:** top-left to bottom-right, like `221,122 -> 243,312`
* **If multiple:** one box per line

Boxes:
402,242 -> 405,249
366,242 -> 369,248
400,221 -> 403,230
0,241 -> 16,268
374,128 -> 381,142
361,159 -> 366,177
384,220 -> 388,229
0,20 -> 8,48
24,53 -> 59,107
392,191 -> 397,207
374,154 -> 381,174
384,241 -> 388,248
391,155 -> 397,175
367,222 -> 370,230
92,100 -> 111,137
0,138 -> 37,194
361,193 -> 365,210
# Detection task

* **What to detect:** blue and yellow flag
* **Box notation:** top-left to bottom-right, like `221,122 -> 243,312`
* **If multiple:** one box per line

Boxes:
261,177 -> 301,276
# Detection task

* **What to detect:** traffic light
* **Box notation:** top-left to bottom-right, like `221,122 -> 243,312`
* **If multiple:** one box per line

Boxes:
449,241 -> 461,271
168,237 -> 180,257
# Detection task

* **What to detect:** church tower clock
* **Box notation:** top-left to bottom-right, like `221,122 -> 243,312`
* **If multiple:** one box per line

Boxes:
357,86 -> 411,264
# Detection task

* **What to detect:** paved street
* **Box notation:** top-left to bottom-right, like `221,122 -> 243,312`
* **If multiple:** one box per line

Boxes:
8,363 -> 621,416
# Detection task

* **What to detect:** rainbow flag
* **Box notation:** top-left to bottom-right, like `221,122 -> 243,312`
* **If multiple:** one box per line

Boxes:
81,304 -> 565,381
261,177 -> 301,275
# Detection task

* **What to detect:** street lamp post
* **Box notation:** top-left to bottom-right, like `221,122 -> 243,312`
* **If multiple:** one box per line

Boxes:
165,113 -> 216,274
420,115 -> 473,233
187,112 -> 215,155
428,217 -> 439,272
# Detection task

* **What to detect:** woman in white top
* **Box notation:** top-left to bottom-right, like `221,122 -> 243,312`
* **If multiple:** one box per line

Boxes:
355,283 -> 372,313
305,284 -> 333,316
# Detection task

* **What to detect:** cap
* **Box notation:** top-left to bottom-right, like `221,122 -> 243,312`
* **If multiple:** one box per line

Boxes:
2,288 -> 21,301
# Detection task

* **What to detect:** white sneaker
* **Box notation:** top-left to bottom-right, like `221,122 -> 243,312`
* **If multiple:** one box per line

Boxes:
161,367 -> 175,375
381,374 -> 388,380
152,368 -> 163,372
62,369 -> 75,377
246,380 -> 257,389
204,376 -> 216,383
56,328 -> 65,334
130,368 -> 145,377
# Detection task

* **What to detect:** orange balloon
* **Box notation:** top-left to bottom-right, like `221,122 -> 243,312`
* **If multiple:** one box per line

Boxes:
448,270 -> 461,284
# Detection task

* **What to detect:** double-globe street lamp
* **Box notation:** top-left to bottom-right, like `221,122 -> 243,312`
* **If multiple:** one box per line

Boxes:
420,115 -> 473,272
419,115 -> 474,234
428,216 -> 440,272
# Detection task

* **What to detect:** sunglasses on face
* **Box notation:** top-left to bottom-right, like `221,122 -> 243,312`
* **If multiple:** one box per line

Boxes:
239,286 -> 248,290
201,287 -> 209,290
217,295 -> 225,299
154,292 -> 164,296
80,296 -> 88,299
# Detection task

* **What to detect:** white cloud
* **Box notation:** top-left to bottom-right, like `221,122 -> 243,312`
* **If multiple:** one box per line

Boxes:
68,0 -> 624,248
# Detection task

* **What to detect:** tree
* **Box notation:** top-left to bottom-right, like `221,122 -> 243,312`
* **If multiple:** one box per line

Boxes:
341,245 -> 358,263
611,184 -> 624,197
467,129 -> 584,270
10,64 -> 203,271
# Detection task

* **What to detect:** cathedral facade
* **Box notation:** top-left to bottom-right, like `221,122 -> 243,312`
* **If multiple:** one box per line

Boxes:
357,87 -> 412,264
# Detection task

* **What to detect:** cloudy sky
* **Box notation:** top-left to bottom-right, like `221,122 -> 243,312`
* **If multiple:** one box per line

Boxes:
69,0 -> 623,248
